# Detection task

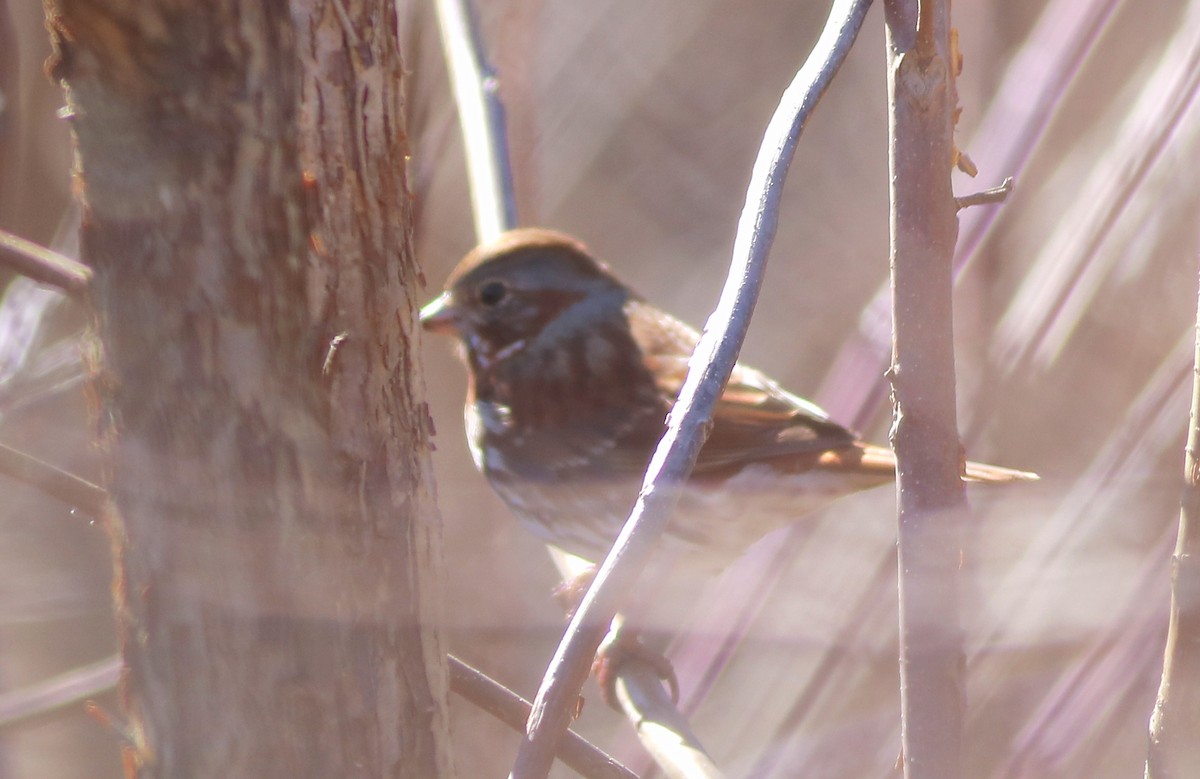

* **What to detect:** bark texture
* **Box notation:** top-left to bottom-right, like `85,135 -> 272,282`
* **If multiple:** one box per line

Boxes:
43,1 -> 452,776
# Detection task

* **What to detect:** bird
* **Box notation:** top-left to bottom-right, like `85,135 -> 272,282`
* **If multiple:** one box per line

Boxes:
420,227 -> 1037,578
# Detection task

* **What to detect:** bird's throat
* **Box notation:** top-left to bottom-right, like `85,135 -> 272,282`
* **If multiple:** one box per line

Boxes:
471,324 -> 656,435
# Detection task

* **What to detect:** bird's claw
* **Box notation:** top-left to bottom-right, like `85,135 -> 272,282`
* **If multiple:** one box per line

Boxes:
593,628 -> 680,709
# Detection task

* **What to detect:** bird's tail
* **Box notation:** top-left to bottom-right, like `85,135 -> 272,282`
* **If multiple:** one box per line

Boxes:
849,443 -> 1039,483
962,458 -> 1039,483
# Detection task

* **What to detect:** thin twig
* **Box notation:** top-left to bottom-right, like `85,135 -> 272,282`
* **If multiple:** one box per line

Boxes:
611,659 -> 723,779
0,646 -> 633,779
550,552 -> 722,775
509,1 -> 875,776
448,656 -> 638,779
0,442 -> 107,515
995,8 -> 1200,372
816,0 -> 1122,431
978,328 -> 1187,775
955,177 -> 1013,210
1146,272 -> 1200,777
434,0 -> 518,242
0,229 -> 92,299
0,655 -> 121,730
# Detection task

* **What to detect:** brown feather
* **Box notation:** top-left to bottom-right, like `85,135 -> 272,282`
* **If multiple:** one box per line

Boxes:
820,443 -> 1039,483
422,227 -> 1038,566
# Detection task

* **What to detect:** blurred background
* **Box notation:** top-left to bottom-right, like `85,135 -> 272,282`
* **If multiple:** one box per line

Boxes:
3,0 -> 1199,776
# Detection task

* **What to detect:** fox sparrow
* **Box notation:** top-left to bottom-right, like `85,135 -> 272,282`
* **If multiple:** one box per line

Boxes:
420,228 -> 1036,577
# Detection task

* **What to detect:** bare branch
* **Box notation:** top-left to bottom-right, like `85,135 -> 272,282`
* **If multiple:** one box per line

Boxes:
885,0 -> 968,776
818,0 -> 1120,430
434,0 -> 519,242
510,1 -> 875,776
955,177 -> 1013,210
0,644 -> 635,779
0,229 -> 92,300
0,441 -> 106,516
1146,272 -> 1200,778
995,15 -> 1200,372
0,656 -> 121,730
448,655 -> 637,779
611,658 -> 723,779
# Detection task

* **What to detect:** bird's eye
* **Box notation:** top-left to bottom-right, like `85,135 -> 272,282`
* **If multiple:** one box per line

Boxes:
478,280 -> 509,307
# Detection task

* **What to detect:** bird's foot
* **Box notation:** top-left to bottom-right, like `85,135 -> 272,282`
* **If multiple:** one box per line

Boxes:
594,627 -> 680,709
552,568 -> 680,709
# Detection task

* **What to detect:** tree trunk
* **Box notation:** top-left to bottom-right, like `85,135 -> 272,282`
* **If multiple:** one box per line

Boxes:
43,2 -> 453,776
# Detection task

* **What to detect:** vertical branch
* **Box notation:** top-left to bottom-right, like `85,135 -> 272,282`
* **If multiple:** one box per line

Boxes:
489,1 -> 542,221
1146,268 -> 1200,779
884,1 -> 967,778
434,0 -> 518,241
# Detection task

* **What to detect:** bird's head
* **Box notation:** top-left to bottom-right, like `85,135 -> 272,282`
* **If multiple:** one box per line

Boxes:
420,228 -> 632,368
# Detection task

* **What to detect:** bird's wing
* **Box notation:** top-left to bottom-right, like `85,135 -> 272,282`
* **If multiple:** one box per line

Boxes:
644,353 -> 1038,482
625,301 -> 862,475
648,352 -> 863,472
620,302 -> 1038,483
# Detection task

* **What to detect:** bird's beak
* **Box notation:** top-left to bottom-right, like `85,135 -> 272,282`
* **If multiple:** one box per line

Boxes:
419,292 -> 459,335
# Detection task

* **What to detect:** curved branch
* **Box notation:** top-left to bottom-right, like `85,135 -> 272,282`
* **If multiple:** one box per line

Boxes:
611,653 -> 723,779
510,1 -> 876,776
